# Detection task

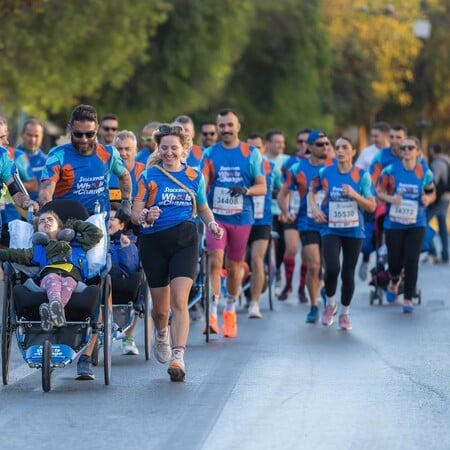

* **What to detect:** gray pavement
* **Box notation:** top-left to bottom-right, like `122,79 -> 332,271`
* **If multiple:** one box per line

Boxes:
1,258 -> 450,450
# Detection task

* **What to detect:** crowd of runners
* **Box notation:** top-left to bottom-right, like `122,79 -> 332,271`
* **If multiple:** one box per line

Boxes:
0,106 -> 448,382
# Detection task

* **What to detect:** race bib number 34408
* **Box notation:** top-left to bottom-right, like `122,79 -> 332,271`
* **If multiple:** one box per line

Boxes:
212,187 -> 243,216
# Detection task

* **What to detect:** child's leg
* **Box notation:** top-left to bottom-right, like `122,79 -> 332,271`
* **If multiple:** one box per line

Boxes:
40,273 -> 62,302
60,277 -> 78,306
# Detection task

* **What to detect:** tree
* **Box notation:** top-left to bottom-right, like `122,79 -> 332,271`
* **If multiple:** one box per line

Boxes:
0,0 -> 168,118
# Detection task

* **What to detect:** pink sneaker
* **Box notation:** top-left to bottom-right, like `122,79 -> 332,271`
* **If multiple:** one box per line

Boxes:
321,304 -> 337,326
338,313 -> 352,331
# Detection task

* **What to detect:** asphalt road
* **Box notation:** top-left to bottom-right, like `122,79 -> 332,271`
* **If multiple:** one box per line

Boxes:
1,257 -> 450,450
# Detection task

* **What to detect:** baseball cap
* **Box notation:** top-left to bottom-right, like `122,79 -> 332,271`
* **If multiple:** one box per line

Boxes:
307,130 -> 327,145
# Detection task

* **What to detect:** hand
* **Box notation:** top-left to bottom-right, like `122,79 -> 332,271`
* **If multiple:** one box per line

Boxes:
208,221 -> 224,240
120,233 -> 131,247
390,194 -> 402,205
228,186 -> 248,197
342,184 -> 357,199
116,199 -> 132,220
139,206 -> 161,227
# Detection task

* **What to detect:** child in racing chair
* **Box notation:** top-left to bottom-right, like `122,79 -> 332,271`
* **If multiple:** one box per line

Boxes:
109,203 -> 140,355
0,209 -> 103,331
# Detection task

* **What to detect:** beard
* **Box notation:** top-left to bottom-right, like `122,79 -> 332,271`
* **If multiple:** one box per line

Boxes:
72,138 -> 97,155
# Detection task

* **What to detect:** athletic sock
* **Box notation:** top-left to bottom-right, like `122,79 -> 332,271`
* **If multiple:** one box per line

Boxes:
283,256 -> 295,289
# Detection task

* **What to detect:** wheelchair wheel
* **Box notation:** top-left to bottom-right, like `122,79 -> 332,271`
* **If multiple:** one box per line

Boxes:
267,236 -> 276,311
42,340 -> 52,393
143,281 -> 152,361
203,251 -> 211,343
103,274 -> 112,386
416,288 -> 422,305
2,278 -> 13,386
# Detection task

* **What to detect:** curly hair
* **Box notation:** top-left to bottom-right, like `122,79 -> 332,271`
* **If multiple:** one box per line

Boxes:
147,122 -> 192,167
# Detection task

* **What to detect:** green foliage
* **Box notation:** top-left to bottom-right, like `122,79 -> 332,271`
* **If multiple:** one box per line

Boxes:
216,0 -> 333,148
99,0 -> 256,128
0,0 -> 168,117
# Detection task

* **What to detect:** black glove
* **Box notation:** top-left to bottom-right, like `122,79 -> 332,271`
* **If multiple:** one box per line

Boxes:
116,198 -> 132,221
228,186 -> 248,198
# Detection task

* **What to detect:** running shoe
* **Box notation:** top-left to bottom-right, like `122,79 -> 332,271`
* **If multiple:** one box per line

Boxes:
189,302 -> 203,322
321,304 -> 337,326
298,285 -> 308,303
76,354 -> 95,380
39,303 -> 53,331
202,315 -> 219,334
122,336 -> 139,355
277,286 -> 292,301
385,285 -> 398,303
248,301 -> 262,319
402,300 -> 414,313
338,313 -> 352,331
306,305 -> 319,323
167,354 -> 186,382
358,261 -> 368,281
222,310 -> 238,338
49,299 -> 66,327
154,329 -> 171,364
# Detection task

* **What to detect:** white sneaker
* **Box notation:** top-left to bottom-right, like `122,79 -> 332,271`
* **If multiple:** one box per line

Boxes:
248,301 -> 262,319
154,328 -> 171,364
358,261 -> 368,281
168,353 -> 185,382
122,336 -> 139,355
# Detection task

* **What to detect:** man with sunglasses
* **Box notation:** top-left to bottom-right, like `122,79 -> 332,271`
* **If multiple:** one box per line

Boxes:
201,108 -> 266,338
98,113 -> 119,145
199,121 -> 218,149
136,121 -> 160,166
39,104 -> 131,380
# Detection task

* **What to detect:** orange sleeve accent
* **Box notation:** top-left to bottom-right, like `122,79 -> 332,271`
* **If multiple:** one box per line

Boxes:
310,175 -> 320,192
186,166 -> 198,181
96,144 -> 112,164
240,142 -> 251,157
202,158 -> 215,189
351,167 -> 361,183
54,164 -> 75,197
145,181 -> 158,207
414,163 -> 424,178
263,159 -> 271,174
191,144 -> 203,161
371,164 -> 382,185
298,172 -> 307,198
134,162 -> 146,181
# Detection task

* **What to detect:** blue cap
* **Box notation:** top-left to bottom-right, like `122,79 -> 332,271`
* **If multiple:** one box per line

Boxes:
307,129 -> 327,145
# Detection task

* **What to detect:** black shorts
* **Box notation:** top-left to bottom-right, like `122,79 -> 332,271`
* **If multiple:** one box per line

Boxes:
283,222 -> 298,231
139,221 -> 199,288
248,225 -> 271,244
300,230 -> 321,247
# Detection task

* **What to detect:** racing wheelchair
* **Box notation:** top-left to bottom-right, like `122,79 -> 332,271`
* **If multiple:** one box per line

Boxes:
1,200 -> 112,392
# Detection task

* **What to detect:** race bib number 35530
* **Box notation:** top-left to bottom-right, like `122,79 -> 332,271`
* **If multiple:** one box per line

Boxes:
328,200 -> 359,228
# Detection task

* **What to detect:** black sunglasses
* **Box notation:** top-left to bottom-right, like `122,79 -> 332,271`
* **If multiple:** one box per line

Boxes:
313,141 -> 330,147
400,145 -> 417,151
102,126 -> 118,132
71,130 -> 97,139
202,131 -> 216,136
297,139 -> 306,144
157,124 -> 184,135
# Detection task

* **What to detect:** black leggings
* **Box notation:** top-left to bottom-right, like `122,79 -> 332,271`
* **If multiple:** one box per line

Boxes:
385,227 -> 425,300
322,235 -> 363,306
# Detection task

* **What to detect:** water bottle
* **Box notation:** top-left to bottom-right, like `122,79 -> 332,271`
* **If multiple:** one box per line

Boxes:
28,204 -> 34,223
94,200 -> 101,214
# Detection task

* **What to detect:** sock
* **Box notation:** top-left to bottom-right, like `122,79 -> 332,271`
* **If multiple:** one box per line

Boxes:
157,326 -> 169,338
210,295 -> 220,317
172,346 -> 185,359
327,295 -> 336,306
300,263 -> 307,288
341,305 -> 350,315
283,257 -> 295,289
225,295 -> 236,312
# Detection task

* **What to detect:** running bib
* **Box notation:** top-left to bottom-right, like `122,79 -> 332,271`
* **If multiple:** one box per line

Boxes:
389,199 -> 418,225
328,200 -> 359,228
289,190 -> 300,215
307,191 -> 325,218
253,195 -> 264,219
212,187 -> 243,215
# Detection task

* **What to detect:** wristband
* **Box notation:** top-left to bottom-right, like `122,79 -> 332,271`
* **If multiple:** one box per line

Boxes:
208,220 -> 218,230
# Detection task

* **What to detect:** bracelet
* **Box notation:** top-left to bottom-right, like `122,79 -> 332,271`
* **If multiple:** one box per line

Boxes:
207,220 -> 218,230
